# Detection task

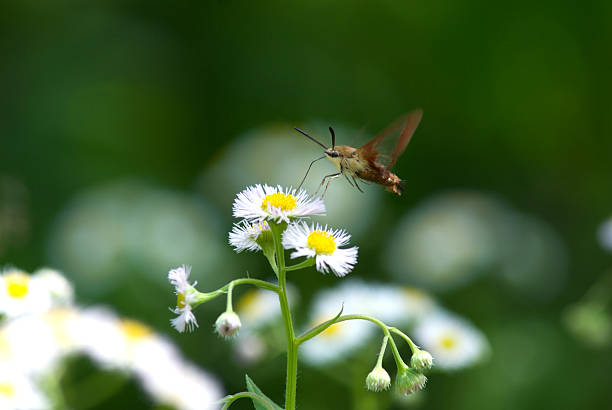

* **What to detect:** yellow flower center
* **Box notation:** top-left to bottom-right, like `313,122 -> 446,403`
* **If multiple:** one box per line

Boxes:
4,272 -> 29,299
307,230 -> 336,254
261,192 -> 297,212
0,382 -> 15,397
120,319 -> 153,341
440,333 -> 457,349
177,293 -> 186,308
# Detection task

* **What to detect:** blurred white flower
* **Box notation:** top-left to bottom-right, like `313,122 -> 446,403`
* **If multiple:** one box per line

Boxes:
413,310 -> 488,371
232,286 -> 297,364
233,184 -> 325,223
48,180 -> 232,295
0,269 -> 53,319
235,288 -> 282,328
229,220 -> 272,253
303,280 -> 435,327
0,364 -> 49,410
31,268 -> 74,306
386,192 -> 567,298
300,284 -> 374,365
0,313 -> 65,376
282,222 -> 358,277
597,217 -> 612,251
300,280 -> 435,367
66,307 -> 127,369
385,193 -> 505,291
234,330 -> 267,364
140,362 -> 224,410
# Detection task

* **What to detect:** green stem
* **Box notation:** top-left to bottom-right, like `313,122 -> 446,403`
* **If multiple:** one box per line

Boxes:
376,335 -> 389,367
387,334 -> 408,369
221,392 -> 276,410
297,314 -> 390,345
269,221 -> 298,410
285,257 -> 315,271
193,278 -> 280,310
389,327 -> 419,354
226,281 -> 235,312
296,314 -> 409,370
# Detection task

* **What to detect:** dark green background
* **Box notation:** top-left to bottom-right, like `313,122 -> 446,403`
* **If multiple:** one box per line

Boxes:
2,1 -> 611,409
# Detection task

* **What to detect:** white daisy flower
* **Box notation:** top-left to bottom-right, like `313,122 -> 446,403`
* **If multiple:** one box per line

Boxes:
228,220 -> 272,253
0,364 -> 49,410
282,222 -> 358,277
0,269 -> 53,318
232,184 -> 325,223
31,268 -> 74,307
413,309 -> 489,371
168,265 -> 199,333
0,310 -> 76,377
66,307 -> 127,369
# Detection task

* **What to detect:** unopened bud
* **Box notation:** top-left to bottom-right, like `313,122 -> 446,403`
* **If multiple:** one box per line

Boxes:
410,349 -> 433,371
214,311 -> 242,339
366,366 -> 391,392
396,367 -> 427,396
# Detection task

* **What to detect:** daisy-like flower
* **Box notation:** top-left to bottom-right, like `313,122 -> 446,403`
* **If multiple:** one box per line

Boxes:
0,268 -> 52,319
228,220 -> 272,253
0,365 -> 49,410
413,309 -> 489,371
282,222 -> 358,277
168,265 -> 199,333
31,268 -> 74,307
232,184 -> 325,223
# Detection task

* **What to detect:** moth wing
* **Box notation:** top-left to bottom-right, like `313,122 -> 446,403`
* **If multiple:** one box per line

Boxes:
358,109 -> 423,169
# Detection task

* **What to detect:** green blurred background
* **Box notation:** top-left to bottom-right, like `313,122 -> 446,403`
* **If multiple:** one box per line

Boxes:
2,0 -> 612,409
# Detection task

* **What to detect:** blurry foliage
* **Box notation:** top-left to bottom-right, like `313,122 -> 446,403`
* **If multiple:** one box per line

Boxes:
1,0 -> 612,409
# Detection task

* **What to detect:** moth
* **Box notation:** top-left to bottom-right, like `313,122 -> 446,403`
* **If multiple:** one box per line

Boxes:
295,109 -> 423,196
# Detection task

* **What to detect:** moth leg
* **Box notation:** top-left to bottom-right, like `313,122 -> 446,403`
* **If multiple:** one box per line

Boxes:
316,172 -> 342,197
351,176 -> 364,193
298,155 -> 326,190
343,173 -> 355,188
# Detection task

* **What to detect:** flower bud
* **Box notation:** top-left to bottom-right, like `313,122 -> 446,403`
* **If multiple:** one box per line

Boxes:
366,366 -> 391,392
410,349 -> 433,371
396,367 -> 427,396
215,311 -> 242,339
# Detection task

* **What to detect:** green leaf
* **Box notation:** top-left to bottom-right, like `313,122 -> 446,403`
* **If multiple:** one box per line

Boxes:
245,375 -> 284,410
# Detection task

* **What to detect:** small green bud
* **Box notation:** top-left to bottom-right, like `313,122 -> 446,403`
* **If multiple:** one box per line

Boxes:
214,311 -> 242,339
366,366 -> 391,392
410,349 -> 433,371
396,367 -> 427,396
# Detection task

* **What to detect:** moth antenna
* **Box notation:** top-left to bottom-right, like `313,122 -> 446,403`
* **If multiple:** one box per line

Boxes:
294,127 -> 328,150
329,126 -> 336,150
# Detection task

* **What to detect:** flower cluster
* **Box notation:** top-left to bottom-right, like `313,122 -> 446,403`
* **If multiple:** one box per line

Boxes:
230,184 -> 358,277
1,267 -> 223,410
169,184 -> 359,335
168,183 -> 490,407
